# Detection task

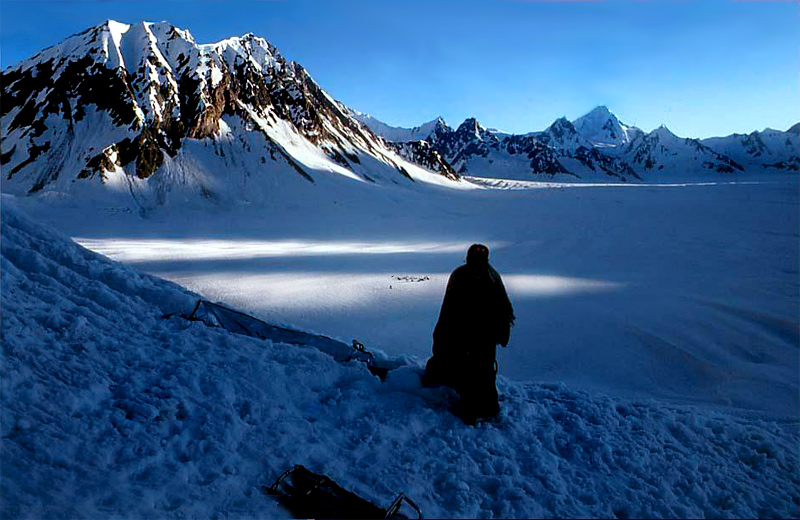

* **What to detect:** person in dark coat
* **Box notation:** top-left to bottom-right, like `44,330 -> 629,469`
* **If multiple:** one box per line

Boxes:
424,244 -> 515,423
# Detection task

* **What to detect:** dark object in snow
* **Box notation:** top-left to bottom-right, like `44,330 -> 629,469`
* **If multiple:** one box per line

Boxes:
424,244 -> 515,424
172,300 -> 402,380
351,339 -> 393,380
265,465 -> 423,519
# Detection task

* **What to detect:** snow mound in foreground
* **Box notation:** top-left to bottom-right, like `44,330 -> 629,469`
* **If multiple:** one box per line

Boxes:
1,198 -> 798,518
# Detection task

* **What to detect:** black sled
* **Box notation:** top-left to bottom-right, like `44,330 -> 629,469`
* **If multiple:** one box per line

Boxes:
264,465 -> 422,519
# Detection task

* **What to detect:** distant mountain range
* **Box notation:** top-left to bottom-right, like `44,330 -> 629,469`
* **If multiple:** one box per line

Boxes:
1,20 -> 797,205
354,106 -> 798,182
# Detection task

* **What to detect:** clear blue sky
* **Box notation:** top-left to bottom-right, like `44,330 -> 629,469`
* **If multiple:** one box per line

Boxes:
1,0 -> 797,138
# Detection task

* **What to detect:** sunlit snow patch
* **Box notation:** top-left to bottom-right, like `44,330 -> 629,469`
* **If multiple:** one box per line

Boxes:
504,274 -> 622,297
73,238 -> 499,263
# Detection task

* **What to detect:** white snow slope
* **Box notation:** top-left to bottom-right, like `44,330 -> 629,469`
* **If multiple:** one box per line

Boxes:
2,194 -> 799,518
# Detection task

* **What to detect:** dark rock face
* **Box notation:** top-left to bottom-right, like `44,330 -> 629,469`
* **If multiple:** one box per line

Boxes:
526,143 -> 571,176
419,117 -> 642,180
573,147 -> 640,181
389,140 -> 458,180
1,21 -> 455,199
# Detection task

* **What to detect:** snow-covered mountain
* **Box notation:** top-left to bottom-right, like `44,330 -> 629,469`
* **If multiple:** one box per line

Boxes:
350,110 -> 447,143
572,105 -> 644,148
702,128 -> 800,173
417,116 -> 640,182
360,107 -> 798,182
618,125 -> 744,175
0,20 -> 460,206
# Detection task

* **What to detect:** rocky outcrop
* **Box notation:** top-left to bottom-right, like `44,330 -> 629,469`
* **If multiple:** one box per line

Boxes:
388,140 -> 457,180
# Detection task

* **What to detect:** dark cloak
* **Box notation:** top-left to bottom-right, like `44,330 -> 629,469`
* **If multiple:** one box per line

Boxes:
424,259 -> 515,396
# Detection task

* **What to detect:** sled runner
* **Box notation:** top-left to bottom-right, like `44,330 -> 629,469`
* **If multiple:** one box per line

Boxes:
264,465 -> 422,519
173,300 -> 402,380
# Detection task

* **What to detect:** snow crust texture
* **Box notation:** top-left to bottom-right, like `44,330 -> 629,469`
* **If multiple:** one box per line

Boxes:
2,200 -> 799,518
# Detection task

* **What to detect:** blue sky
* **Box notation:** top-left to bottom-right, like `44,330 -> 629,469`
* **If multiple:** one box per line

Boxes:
0,0 -> 797,138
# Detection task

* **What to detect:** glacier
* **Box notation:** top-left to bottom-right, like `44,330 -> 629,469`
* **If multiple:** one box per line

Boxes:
2,195 -> 799,518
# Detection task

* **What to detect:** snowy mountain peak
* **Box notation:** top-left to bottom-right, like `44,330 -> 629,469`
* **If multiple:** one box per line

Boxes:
351,113 -> 448,143
105,19 -> 131,36
548,116 -> 577,134
651,124 -> 679,141
587,105 -> 613,118
1,19 -> 461,202
457,117 -> 486,139
538,117 -> 588,152
573,105 -> 640,148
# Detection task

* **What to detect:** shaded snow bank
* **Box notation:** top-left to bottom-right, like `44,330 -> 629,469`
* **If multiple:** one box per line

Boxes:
1,199 -> 798,518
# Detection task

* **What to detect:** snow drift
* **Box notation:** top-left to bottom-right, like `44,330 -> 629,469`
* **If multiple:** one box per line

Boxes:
2,198 -> 798,518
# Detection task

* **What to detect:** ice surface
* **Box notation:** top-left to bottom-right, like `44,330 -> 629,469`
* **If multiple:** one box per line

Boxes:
2,195 -> 798,518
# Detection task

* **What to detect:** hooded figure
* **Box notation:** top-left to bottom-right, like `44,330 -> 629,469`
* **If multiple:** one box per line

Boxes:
424,244 -> 515,422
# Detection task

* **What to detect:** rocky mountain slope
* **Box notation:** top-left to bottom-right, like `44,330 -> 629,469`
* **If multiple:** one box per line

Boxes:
0,20 -> 459,207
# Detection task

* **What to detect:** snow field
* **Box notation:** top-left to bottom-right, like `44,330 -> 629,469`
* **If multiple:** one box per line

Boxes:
2,193 -> 799,518
30,174 -> 799,417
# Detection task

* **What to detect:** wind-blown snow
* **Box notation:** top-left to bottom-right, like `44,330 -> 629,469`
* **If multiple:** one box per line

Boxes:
2,197 -> 798,518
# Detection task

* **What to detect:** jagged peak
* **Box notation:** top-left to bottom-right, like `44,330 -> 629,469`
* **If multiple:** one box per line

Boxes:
239,32 -> 276,51
144,20 -> 189,41
574,105 -> 620,126
5,19 -> 132,74
650,124 -> 678,140
455,117 -> 487,140
587,105 -> 613,117
459,117 -> 482,130
104,19 -> 131,34
549,116 -> 574,128
544,117 -> 579,138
